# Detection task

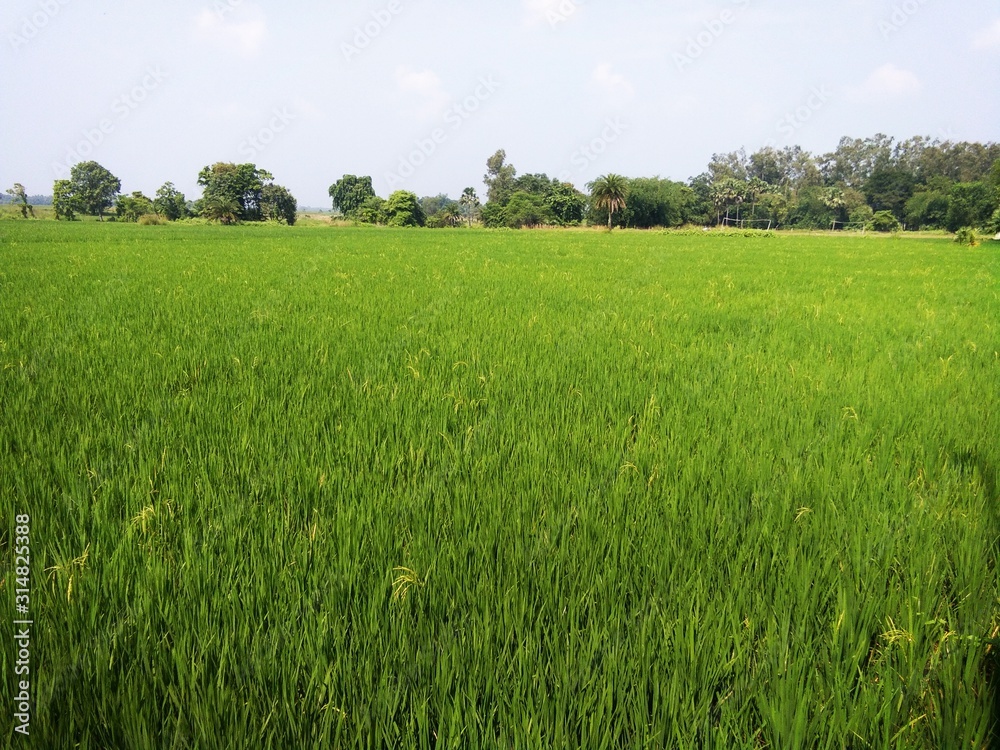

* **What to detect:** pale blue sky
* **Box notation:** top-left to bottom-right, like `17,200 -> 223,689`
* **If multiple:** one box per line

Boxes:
3,0 -> 999,207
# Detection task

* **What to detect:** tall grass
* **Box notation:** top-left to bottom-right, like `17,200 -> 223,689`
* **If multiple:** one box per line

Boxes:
2,222 -> 999,747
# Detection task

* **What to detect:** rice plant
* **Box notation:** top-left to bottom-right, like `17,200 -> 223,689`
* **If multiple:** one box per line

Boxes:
1,221 -> 998,747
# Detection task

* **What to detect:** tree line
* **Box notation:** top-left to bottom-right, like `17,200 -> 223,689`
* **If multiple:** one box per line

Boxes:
43,161 -> 299,226
332,136 -> 1000,234
8,133 -> 998,234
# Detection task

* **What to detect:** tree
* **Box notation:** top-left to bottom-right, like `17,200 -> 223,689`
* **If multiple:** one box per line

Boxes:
154,182 -> 189,221
863,166 -> 916,221
483,149 -> 517,205
709,177 -> 747,225
989,158 -> 1000,192
69,161 -> 121,220
905,190 -> 950,229
116,191 -> 155,222
198,163 -> 272,222
819,134 -> 894,188
945,182 -> 996,232
201,196 -> 240,225
870,210 -> 901,232
383,191 -> 425,227
502,191 -> 554,228
420,195 -> 461,228
620,178 -> 690,228
354,196 -> 386,224
328,175 -> 376,218
546,182 -> 587,225
459,187 -> 481,227
686,173 -> 715,225
588,174 -> 629,230
5,184 -> 34,218
261,184 -> 298,225
787,186 -> 836,229
52,180 -> 78,220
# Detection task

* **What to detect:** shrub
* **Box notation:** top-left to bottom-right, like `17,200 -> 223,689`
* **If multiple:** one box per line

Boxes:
954,227 -> 979,247
138,213 -> 165,226
869,210 -> 901,233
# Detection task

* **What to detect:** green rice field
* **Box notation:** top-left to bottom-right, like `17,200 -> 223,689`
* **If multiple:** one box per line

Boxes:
2,222 -> 999,748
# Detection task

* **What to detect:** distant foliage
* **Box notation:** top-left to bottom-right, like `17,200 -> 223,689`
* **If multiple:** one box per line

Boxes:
196,163 -> 296,225
56,161 -> 121,220
869,210 -> 902,233
328,175 -> 376,219
116,191 -> 155,223
153,182 -> 190,221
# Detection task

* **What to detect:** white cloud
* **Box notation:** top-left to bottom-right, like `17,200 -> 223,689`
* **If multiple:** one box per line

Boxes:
973,19 -> 1000,49
394,66 -> 450,120
850,63 -> 921,100
194,6 -> 267,58
592,63 -> 635,103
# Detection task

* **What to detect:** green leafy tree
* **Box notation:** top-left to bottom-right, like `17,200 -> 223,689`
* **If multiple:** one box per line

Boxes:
502,191 -> 554,228
588,174 -> 630,231
70,161 -> 121,220
787,186 -> 836,229
383,191 -> 425,227
819,134 -> 894,188
849,204 -> 874,229
686,173 -> 715,225
870,210 -> 901,232
354,196 -> 387,225
198,163 -> 273,222
6,183 -> 34,218
52,179 -> 79,221
945,182 -> 996,232
328,175 -> 376,218
484,149 -> 517,205
261,184 -> 298,225
905,190 -> 950,229
116,191 -> 155,222
863,166 -> 916,222
479,202 -> 507,228
546,182 -> 587,225
986,207 -> 1000,237
420,195 -> 462,228
620,178 -> 690,228
201,195 -> 240,225
989,158 -> 1000,192
709,177 -> 748,226
154,182 -> 189,221
459,187 -> 481,227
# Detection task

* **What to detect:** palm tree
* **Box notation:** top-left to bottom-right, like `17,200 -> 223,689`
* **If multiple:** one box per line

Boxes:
202,196 -> 240,225
588,174 -> 629,231
459,187 -> 480,228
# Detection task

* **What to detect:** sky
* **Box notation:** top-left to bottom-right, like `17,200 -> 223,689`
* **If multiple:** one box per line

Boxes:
2,0 -> 999,208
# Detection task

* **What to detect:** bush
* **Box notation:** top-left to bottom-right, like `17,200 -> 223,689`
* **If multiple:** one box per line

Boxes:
138,213 -> 165,226
869,210 -> 901,233
954,227 -> 979,247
